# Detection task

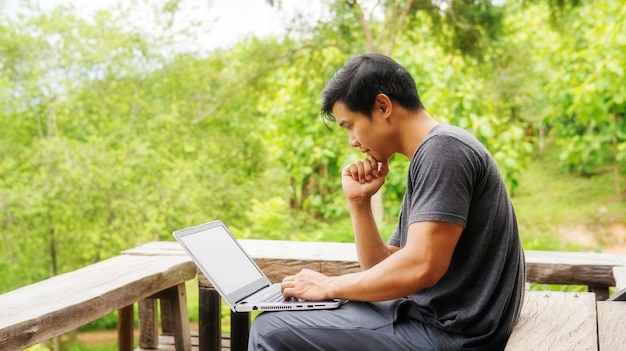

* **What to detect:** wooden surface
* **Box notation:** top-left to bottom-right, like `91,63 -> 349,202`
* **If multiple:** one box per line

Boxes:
525,250 -> 625,287
157,284 -> 193,351
597,301 -> 626,350
505,292 -> 598,351
0,254 -> 196,351
124,240 -> 626,287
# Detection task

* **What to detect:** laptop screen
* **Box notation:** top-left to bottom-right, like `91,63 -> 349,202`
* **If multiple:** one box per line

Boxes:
175,222 -> 268,297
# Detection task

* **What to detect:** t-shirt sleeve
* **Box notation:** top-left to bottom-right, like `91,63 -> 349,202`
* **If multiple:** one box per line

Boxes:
407,135 -> 481,228
388,224 -> 400,247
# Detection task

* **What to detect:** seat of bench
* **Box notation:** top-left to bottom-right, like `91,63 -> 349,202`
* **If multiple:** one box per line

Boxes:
598,300 -> 626,349
505,292 -> 598,350
0,254 -> 197,350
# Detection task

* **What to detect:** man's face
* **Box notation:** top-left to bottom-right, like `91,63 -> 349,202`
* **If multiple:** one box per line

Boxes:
332,101 -> 392,162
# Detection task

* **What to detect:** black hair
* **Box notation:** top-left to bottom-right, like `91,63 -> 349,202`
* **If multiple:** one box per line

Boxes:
321,53 -> 424,122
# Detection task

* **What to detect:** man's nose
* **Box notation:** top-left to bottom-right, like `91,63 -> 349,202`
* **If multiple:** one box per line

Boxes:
349,135 -> 360,148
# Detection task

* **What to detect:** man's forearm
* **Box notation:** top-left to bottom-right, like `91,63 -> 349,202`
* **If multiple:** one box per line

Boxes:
348,199 -> 391,269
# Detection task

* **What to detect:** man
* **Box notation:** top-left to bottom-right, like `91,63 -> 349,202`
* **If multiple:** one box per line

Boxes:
248,53 -> 525,350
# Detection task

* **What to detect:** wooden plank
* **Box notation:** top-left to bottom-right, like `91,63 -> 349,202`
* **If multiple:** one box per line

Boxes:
230,312 -> 249,351
123,241 -> 192,256
525,250 -> 622,287
139,298 -> 159,348
504,291 -> 597,351
597,301 -> 626,350
118,304 -> 134,351
158,284 -> 192,351
198,287 -> 221,351
0,255 -> 196,351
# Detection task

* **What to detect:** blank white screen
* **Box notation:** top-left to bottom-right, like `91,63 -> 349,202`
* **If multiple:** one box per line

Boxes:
180,226 -> 264,295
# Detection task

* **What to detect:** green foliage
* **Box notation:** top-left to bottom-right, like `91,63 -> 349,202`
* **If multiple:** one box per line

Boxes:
424,0 -> 505,58
532,0 -> 626,179
529,283 -> 586,293
78,313 -> 119,332
0,2 -> 278,293
513,146 -> 626,252
24,345 -> 51,351
244,197 -> 295,239
67,347 -> 114,351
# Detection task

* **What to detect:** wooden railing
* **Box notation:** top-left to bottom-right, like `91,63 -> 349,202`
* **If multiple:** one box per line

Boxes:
0,253 -> 197,351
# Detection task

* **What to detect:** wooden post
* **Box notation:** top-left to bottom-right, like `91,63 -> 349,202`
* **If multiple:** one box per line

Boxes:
160,297 -> 174,335
199,286 -> 221,351
138,298 -> 159,349
159,284 -> 192,351
117,304 -> 134,351
588,285 -> 609,301
230,311 -> 250,351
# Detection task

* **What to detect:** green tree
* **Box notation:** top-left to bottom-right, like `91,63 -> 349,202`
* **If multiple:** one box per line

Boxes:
0,1 -> 281,292
527,0 -> 625,195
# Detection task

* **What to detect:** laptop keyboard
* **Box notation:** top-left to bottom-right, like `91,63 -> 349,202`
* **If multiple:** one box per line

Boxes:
264,290 -> 285,302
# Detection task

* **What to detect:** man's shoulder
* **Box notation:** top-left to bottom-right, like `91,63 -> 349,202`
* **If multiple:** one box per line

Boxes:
424,124 -> 488,156
429,124 -> 475,141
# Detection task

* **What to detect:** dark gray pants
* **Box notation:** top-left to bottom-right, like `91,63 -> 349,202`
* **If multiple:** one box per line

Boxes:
248,299 -> 440,351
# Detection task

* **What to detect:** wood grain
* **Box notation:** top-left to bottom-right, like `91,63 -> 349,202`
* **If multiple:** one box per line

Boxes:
0,255 -> 196,350
597,301 -> 626,351
505,292 -> 597,351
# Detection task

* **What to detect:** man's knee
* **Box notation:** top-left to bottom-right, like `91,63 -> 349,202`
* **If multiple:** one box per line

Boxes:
249,312 -> 298,351
250,312 -> 284,336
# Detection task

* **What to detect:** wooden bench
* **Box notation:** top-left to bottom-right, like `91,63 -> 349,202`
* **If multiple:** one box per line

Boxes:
0,254 -> 197,351
508,291 -> 597,350
124,240 -> 626,351
144,291 -> 626,351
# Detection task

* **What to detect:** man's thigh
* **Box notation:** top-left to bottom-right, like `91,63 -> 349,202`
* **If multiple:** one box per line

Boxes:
248,300 -> 439,351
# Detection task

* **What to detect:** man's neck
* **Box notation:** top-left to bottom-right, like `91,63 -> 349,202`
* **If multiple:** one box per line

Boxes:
397,109 -> 437,159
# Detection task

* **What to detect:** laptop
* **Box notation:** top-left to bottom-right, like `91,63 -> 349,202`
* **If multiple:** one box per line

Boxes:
173,220 -> 344,312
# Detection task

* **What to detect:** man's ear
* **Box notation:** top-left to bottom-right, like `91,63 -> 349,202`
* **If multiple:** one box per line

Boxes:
374,93 -> 393,118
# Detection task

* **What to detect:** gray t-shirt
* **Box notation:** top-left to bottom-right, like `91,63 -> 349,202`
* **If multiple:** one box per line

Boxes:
388,124 -> 525,350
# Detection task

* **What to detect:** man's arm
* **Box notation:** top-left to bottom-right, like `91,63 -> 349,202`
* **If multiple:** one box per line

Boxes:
341,158 -> 393,269
348,198 -> 395,269
282,220 -> 462,301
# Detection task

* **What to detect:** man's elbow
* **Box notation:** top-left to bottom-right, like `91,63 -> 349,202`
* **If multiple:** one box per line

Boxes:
414,264 -> 447,289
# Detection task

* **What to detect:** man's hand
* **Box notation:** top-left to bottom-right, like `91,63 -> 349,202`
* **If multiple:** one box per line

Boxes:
281,269 -> 334,301
342,158 -> 389,202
